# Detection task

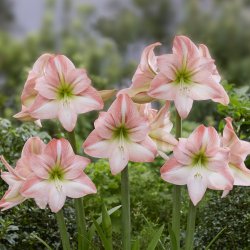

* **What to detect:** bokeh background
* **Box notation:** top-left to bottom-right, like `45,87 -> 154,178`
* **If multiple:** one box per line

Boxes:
0,0 -> 250,249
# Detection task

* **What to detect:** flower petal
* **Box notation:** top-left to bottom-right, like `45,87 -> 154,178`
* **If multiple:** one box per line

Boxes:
63,173 -> 97,198
48,185 -> 66,213
161,157 -> 191,185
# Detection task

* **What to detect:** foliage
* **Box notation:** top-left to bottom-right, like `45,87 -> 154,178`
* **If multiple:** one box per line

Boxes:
195,187 -> 250,250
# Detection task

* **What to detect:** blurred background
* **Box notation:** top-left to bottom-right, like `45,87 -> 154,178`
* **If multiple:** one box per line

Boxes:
1,0 -> 250,120
1,0 -> 250,249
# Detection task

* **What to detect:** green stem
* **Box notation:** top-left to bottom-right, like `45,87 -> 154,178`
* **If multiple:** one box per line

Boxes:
185,201 -> 197,250
121,166 -> 131,250
172,110 -> 182,250
56,209 -> 71,250
67,130 -> 87,250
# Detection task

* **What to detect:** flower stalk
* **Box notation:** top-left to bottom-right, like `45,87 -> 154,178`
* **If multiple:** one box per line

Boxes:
185,200 -> 197,250
121,166 -> 131,250
172,110 -> 182,250
55,209 -> 71,250
67,130 -> 87,250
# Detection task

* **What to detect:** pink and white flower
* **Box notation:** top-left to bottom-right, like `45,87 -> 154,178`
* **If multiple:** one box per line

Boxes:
0,137 -> 46,210
21,138 -> 96,213
221,117 -> 250,197
148,36 -> 229,118
137,102 -> 177,159
118,42 -> 161,103
14,53 -> 54,126
83,94 -> 157,175
161,125 -> 233,205
29,55 -> 103,131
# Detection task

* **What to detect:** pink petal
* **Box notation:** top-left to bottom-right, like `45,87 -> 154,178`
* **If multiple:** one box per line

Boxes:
63,173 -> 97,198
71,86 -> 103,114
161,157 -> 191,185
58,103 -> 77,132
83,130 -> 115,158
157,54 -> 178,80
128,137 -> 157,162
65,69 -> 90,94
21,137 -> 46,157
35,77 -> 58,99
64,156 -> 90,179
94,112 -> 115,139
138,42 -> 161,73
30,95 -> 59,119
173,36 -> 200,66
109,144 -> 129,175
30,155 -> 51,179
229,164 -> 250,186
48,185 -> 66,213
174,93 -> 193,119
207,170 -> 233,191
47,55 -> 75,78
109,94 -> 141,127
187,173 -> 207,206
222,117 -> 238,147
191,71 -> 229,105
21,177 -> 49,198
148,74 -> 177,100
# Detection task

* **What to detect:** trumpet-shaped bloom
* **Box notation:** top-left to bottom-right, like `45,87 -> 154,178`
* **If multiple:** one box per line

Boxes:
83,94 -> 157,175
21,138 -> 96,213
0,137 -> 46,210
148,36 -> 229,118
137,102 -> 177,159
29,55 -> 103,131
14,54 -> 53,125
118,43 -> 161,103
161,125 -> 233,205
221,117 -> 250,197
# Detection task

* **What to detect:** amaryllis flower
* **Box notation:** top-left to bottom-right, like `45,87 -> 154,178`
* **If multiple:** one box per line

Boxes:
29,55 -> 103,131
118,43 -> 161,103
148,36 -> 229,118
0,137 -> 46,210
83,94 -> 157,175
161,125 -> 233,205
137,102 -> 177,159
14,53 -> 54,126
221,117 -> 250,197
21,138 -> 96,213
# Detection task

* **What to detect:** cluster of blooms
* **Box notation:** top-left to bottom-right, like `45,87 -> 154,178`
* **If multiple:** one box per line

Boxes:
0,137 -> 96,212
1,35 -> 250,212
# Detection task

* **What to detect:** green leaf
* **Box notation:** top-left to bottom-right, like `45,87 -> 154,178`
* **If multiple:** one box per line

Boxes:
87,205 -> 121,245
205,227 -> 226,250
146,225 -> 164,250
101,203 -> 113,249
92,218 -> 111,250
33,235 -> 53,250
102,203 -> 113,240
168,224 -> 178,250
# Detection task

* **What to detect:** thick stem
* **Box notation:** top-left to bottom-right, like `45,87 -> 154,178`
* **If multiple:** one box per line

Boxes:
121,166 -> 131,250
185,201 -> 197,250
56,209 -> 71,250
67,130 -> 87,250
172,110 -> 182,250
75,198 -> 87,250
